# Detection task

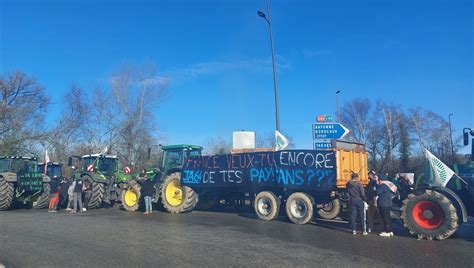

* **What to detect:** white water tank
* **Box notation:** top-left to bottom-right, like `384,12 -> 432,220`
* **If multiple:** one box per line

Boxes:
233,131 -> 256,150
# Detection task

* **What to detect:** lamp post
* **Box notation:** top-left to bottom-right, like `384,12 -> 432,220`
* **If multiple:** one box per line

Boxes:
336,90 -> 341,122
448,113 -> 455,164
258,0 -> 280,132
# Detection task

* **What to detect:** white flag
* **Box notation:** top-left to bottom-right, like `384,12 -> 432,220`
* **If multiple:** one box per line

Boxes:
100,146 -> 108,155
424,149 -> 455,187
45,150 -> 50,163
44,150 -> 50,175
275,130 -> 289,151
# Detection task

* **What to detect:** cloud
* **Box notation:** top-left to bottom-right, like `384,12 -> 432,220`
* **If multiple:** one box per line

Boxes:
165,57 -> 291,81
301,49 -> 333,58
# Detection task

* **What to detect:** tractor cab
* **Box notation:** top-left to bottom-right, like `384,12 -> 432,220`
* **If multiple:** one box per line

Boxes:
161,144 -> 202,174
80,154 -> 119,177
37,162 -> 63,179
0,156 -> 38,174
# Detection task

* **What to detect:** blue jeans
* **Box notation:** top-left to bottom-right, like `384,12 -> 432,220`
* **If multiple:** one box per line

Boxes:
350,199 -> 366,232
144,196 -> 152,213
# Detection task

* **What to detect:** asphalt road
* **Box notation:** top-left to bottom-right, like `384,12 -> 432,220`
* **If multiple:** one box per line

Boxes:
0,208 -> 473,268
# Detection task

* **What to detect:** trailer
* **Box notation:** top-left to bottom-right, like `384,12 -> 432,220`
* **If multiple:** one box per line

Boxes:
160,141 -> 368,224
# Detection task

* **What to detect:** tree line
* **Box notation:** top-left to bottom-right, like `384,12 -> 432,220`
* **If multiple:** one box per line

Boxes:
0,64 -> 168,171
340,98 -> 465,176
0,68 -> 465,176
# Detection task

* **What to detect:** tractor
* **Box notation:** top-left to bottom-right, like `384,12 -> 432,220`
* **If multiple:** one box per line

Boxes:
0,156 -> 50,210
34,162 -> 65,208
67,154 -> 131,209
121,144 -> 202,212
400,127 -> 474,240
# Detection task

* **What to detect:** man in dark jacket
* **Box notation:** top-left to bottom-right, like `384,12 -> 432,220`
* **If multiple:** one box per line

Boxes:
365,171 -> 379,233
138,175 -> 156,215
376,179 -> 394,237
346,173 -> 367,235
71,176 -> 84,213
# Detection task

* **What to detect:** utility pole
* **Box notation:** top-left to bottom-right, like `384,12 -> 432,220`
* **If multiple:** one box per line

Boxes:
336,90 -> 341,122
258,0 -> 280,132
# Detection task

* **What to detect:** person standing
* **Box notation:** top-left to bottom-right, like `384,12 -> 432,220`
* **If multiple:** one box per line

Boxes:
71,176 -> 84,213
48,177 -> 61,212
82,179 -> 92,212
65,180 -> 75,212
399,174 -> 412,202
139,175 -> 156,215
58,177 -> 70,209
346,173 -> 367,235
376,178 -> 395,237
365,170 -> 379,233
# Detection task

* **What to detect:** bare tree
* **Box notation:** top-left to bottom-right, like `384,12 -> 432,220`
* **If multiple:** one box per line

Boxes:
377,101 -> 403,175
0,71 -> 50,155
44,84 -> 90,161
341,98 -> 371,143
205,136 -> 232,155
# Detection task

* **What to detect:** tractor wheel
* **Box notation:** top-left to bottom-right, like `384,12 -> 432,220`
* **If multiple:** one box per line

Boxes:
286,192 -> 314,225
254,191 -> 280,221
317,198 -> 342,220
0,176 -> 14,210
86,179 -> 105,209
33,183 -> 51,209
401,189 -> 459,240
161,172 -> 198,213
121,182 -> 141,212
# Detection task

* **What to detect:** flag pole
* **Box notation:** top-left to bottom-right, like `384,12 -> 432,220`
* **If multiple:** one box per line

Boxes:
454,173 -> 469,185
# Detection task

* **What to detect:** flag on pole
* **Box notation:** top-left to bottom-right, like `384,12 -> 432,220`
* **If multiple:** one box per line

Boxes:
44,150 -> 50,175
424,148 -> 455,187
275,130 -> 289,151
100,146 -> 108,155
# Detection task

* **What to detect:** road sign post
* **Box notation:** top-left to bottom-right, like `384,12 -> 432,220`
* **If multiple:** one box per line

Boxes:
312,123 -> 350,140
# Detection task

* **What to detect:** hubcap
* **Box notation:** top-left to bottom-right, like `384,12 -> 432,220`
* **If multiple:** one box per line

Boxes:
290,199 -> 308,219
257,197 -> 272,216
124,189 -> 138,207
412,200 -> 444,229
165,180 -> 183,206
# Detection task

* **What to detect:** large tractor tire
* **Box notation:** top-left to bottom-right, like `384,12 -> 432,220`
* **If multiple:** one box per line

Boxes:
87,180 -> 105,209
401,189 -> 459,240
33,183 -> 51,209
317,198 -> 342,220
0,177 -> 14,210
254,191 -> 280,221
286,192 -> 314,225
161,172 -> 198,213
121,182 -> 141,212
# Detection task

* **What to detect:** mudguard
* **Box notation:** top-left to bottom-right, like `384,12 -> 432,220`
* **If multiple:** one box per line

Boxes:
0,172 -> 18,182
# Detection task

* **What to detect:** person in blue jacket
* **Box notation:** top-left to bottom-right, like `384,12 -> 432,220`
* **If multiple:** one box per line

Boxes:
376,177 -> 394,237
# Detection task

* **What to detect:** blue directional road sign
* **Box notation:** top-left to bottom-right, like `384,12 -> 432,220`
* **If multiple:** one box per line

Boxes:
312,123 -> 350,140
313,140 -> 332,150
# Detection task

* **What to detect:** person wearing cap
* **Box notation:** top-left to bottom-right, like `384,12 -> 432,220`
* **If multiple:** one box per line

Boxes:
365,170 -> 379,233
346,173 -> 367,235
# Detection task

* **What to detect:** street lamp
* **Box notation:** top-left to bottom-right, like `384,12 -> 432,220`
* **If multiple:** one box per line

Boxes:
448,113 -> 455,164
258,0 -> 280,132
336,90 -> 341,123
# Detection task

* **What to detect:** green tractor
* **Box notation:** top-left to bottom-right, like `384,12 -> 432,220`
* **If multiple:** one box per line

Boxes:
0,156 -> 51,210
121,144 -> 202,213
67,154 -> 132,209
34,162 -> 65,208
400,127 -> 474,240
